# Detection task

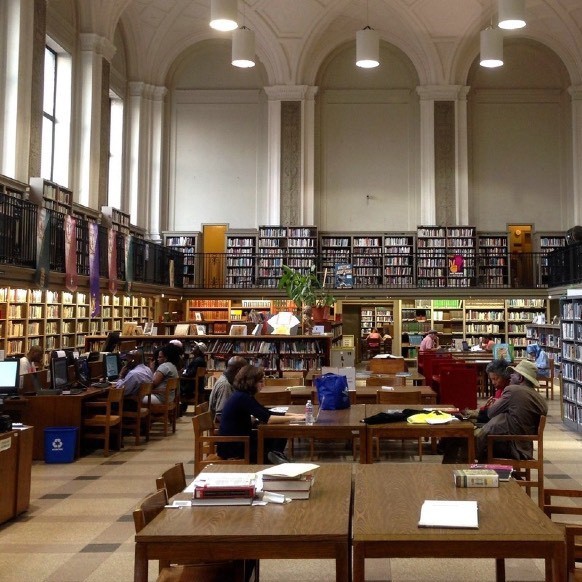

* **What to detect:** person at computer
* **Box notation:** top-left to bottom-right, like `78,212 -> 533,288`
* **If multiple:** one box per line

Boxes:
115,350 -> 153,399
208,355 -> 248,422
179,341 -> 207,414
419,329 -> 439,351
19,345 -> 43,378
526,343 -> 550,378
479,334 -> 495,351
217,364 -> 304,464
150,344 -> 181,404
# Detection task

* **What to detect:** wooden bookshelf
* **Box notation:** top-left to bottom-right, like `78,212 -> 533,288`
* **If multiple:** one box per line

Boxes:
320,234 -> 351,272
163,231 -> 200,288
29,177 -> 72,214
225,230 -> 257,288
464,299 -> 505,343
431,298 -> 464,341
384,233 -> 415,288
477,233 -> 509,288
287,226 -> 318,276
536,232 -> 566,287
352,235 -> 383,287
446,226 -> 476,288
506,298 -> 547,358
101,206 -> 130,235
560,298 -> 579,432
257,226 -> 287,288
416,226 -> 447,288
526,322 -> 561,370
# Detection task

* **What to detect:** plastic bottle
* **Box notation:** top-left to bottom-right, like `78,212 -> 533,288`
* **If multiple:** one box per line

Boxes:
305,399 -> 314,425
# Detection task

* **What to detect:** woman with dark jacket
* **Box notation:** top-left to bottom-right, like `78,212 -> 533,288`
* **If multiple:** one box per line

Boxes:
217,365 -> 303,463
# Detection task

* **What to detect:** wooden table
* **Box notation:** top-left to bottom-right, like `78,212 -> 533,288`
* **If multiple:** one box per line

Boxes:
352,463 -> 565,582
358,370 -> 426,386
134,464 -> 352,582
363,404 -> 475,463
257,404 -> 368,463
1,388 -> 108,460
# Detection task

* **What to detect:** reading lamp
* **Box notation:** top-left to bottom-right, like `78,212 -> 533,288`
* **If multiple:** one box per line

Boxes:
498,0 -> 526,30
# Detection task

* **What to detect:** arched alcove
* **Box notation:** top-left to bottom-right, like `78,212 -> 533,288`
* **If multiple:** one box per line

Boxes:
315,41 -> 421,231
467,39 -> 572,232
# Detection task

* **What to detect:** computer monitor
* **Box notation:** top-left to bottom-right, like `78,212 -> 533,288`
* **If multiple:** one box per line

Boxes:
0,359 -> 20,399
103,352 -> 121,382
102,331 -> 121,353
21,369 -> 49,394
50,357 -> 70,390
75,356 -> 90,387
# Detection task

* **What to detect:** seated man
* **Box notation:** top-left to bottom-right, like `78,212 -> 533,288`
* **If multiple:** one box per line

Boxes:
525,343 -> 550,378
115,350 -> 153,408
208,356 -> 247,421
180,341 -> 207,414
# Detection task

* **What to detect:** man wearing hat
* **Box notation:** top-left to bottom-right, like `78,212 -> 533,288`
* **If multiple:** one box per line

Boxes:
419,329 -> 439,351
475,359 -> 548,461
179,341 -> 208,414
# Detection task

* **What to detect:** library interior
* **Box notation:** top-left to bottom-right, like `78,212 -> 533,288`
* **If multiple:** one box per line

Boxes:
2,1 -> 582,581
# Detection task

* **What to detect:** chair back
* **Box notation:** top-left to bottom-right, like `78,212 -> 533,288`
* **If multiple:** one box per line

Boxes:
106,386 -> 124,416
255,390 -> 292,406
438,365 -> 478,410
156,462 -> 186,499
194,401 -> 209,415
192,411 -> 250,476
150,377 -> 179,436
133,488 -> 168,533
376,389 -> 422,405
122,382 -> 152,445
282,370 -> 305,383
536,358 -> 555,400
366,375 -> 405,387
422,352 -> 453,386
264,377 -> 300,387
487,415 -> 546,508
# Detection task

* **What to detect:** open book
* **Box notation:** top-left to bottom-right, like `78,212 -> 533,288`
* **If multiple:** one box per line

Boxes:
418,500 -> 478,529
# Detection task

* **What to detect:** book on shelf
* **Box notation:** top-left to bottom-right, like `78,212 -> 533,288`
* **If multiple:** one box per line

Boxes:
453,469 -> 499,488
418,499 -> 479,529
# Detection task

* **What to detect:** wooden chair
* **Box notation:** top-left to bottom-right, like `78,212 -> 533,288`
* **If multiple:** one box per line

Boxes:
366,375 -> 405,387
88,360 -> 103,381
543,488 -> 582,579
133,488 -> 245,582
150,377 -> 179,437
156,462 -> 186,498
537,358 -> 555,400
438,364 -> 478,410
263,377 -> 301,387
282,370 -> 305,383
487,415 -> 546,508
194,401 -> 209,416
192,411 -> 250,476
82,387 -> 124,456
122,382 -> 152,445
255,390 -> 292,406
180,367 -> 208,413
375,389 -> 423,459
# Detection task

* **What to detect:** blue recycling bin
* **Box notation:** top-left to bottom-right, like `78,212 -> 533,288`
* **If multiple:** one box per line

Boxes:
44,426 -> 78,463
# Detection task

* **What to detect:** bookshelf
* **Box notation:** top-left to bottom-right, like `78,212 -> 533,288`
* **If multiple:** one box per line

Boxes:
536,232 -> 566,286
559,298 -> 579,432
163,231 -> 200,288
29,177 -> 72,214
0,174 -> 29,199
464,299 -> 505,344
384,233 -> 415,288
446,227 -> 476,288
320,234 -> 351,272
186,299 -> 230,335
526,322 -> 561,370
506,298 -> 547,358
431,298 -> 464,341
477,233 -> 509,287
416,226 -> 447,288
257,226 -> 287,288
84,334 -> 333,376
360,307 -> 374,337
226,230 -> 257,288
101,206 -> 130,235
352,235 -> 383,287
287,226 -> 318,276
399,299 -> 431,363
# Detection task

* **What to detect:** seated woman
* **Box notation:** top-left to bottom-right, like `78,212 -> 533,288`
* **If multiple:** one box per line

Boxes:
526,343 -> 550,378
217,365 -> 304,463
149,344 -> 181,404
464,359 -> 511,424
479,334 -> 495,351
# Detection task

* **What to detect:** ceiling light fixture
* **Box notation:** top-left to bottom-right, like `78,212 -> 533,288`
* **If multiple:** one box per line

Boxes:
210,0 -> 238,32
356,1 -> 379,68
480,26 -> 503,68
232,26 -> 255,67
498,0 -> 526,30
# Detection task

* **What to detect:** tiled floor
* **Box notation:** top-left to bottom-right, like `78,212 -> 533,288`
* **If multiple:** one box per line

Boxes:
0,384 -> 580,581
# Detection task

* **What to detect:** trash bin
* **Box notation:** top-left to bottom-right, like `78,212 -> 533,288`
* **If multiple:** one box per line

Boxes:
44,426 -> 78,463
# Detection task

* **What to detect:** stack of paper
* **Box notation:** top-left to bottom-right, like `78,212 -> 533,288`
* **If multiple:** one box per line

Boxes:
257,463 -> 319,500
418,500 -> 479,528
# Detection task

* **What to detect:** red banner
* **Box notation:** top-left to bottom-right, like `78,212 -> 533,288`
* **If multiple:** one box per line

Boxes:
64,215 -> 78,292
108,228 -> 117,294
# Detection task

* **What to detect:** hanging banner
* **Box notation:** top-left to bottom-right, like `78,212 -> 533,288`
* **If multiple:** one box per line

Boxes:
34,208 -> 50,289
89,222 -> 101,317
64,215 -> 78,292
169,258 -> 175,288
449,254 -> 464,275
125,234 -> 134,293
108,228 -> 117,294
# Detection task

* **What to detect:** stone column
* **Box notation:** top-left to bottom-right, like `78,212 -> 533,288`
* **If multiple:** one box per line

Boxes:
569,85 -> 582,225
76,33 -> 116,208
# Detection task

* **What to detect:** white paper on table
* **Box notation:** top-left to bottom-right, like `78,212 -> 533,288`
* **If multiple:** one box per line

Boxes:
418,500 -> 478,528
257,463 -> 319,478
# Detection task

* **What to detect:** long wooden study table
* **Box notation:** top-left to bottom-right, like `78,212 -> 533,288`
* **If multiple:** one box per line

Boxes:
256,404 -> 476,464
1,387 -> 108,460
135,463 -> 565,582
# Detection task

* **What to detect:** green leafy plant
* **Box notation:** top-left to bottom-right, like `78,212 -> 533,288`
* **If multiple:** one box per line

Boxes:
278,264 -> 335,309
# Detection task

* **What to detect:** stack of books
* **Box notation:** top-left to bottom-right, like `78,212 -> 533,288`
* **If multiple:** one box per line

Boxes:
257,463 -> 319,500
453,468 -> 499,488
191,473 -> 256,506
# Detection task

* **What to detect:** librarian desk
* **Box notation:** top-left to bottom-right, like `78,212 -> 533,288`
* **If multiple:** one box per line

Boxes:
257,404 -> 368,464
352,464 -> 565,582
363,404 -> 475,463
134,463 -> 352,582
1,388 -> 108,460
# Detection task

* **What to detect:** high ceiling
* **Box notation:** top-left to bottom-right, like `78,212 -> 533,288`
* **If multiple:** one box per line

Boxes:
52,0 -> 582,85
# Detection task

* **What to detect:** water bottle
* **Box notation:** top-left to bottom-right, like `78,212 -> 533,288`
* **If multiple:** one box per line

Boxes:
305,399 -> 314,425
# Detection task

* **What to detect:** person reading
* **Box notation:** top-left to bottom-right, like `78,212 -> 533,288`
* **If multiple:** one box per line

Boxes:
19,345 -> 43,386
419,329 -> 439,351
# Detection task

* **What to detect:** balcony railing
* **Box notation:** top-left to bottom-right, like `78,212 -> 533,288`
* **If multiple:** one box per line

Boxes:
547,243 -> 582,287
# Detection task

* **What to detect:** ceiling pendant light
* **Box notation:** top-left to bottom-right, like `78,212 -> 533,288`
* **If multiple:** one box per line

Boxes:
480,26 -> 503,68
232,26 -> 255,68
356,26 -> 379,68
498,0 -> 526,30
210,0 -> 238,32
